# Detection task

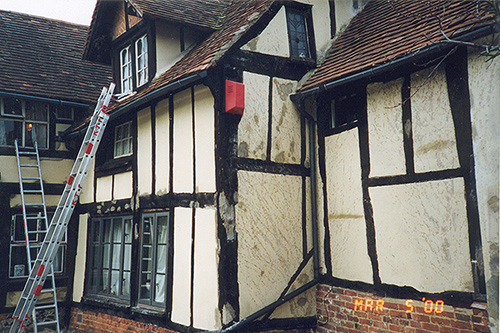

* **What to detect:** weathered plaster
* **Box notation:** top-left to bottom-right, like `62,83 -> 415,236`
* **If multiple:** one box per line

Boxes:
193,207 -> 220,329
193,85 -> 216,193
80,159 -> 95,204
239,72 -> 270,160
137,107 -> 152,196
155,98 -> 170,195
270,260 -> 316,319
271,77 -> 301,164
0,156 -> 72,184
173,89 -> 194,193
236,171 -> 305,318
96,175 -> 112,202
73,213 -> 89,302
371,178 -> 474,293
324,128 -> 372,283
241,6 -> 289,58
171,207 -> 193,326
468,44 -> 500,331
411,67 -> 460,173
367,79 -> 406,177
10,194 -> 60,208
113,171 -> 133,200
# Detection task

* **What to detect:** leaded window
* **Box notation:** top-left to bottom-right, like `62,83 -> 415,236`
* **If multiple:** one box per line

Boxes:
139,212 -> 169,306
88,216 -> 132,298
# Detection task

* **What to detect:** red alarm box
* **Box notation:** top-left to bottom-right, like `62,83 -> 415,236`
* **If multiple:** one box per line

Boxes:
225,80 -> 245,115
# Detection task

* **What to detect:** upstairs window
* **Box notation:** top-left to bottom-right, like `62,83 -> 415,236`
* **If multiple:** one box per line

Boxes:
286,6 -> 314,60
117,34 -> 149,94
135,35 -> 148,87
120,46 -> 133,94
114,121 -> 133,158
0,97 -> 49,148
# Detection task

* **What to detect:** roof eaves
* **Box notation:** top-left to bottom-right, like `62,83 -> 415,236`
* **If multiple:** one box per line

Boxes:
294,23 -> 498,100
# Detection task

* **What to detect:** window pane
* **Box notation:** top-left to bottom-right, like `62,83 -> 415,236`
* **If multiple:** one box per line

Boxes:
25,123 -> 48,148
25,101 -> 48,121
9,246 -> 27,278
287,9 -> 310,58
0,119 -> 22,146
2,97 -> 23,116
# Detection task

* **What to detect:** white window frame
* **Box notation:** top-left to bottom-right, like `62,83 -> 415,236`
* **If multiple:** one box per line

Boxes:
135,35 -> 148,88
120,46 -> 133,94
114,121 -> 133,158
0,98 -> 49,149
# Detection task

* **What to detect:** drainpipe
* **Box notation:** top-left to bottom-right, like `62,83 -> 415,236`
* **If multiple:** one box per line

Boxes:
309,117 -> 320,280
201,109 -> 321,333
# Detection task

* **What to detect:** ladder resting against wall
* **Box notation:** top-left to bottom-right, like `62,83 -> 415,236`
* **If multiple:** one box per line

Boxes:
10,83 -> 115,333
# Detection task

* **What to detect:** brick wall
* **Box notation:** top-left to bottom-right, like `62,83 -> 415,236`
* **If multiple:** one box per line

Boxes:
316,284 -> 490,333
68,308 -> 177,333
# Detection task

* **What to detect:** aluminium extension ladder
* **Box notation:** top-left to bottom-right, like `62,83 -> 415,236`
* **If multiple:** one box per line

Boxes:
14,138 -> 61,333
10,83 -> 115,333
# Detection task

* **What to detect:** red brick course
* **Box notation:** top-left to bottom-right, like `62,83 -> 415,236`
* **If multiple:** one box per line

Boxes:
315,285 -> 490,333
68,308 -> 177,333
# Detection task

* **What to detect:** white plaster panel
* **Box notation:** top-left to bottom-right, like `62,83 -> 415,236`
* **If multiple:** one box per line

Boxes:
367,79 -> 406,177
271,77 -> 301,164
73,213 -> 89,302
334,0 -> 355,32
324,128 -> 372,283
371,178 -> 474,293
241,6 -> 289,58
236,171 -> 304,318
411,67 -> 460,172
194,85 -> 216,193
468,44 -> 500,327
96,175 -> 112,202
41,159 -> 72,184
173,89 -> 194,193
193,207 -> 220,330
155,21 -> 181,77
10,194 -> 60,208
155,98 -> 170,195
172,207 -> 193,326
137,107 -> 152,196
80,159 -> 95,204
238,72 -> 270,160
113,171 -> 133,200
0,156 -> 20,182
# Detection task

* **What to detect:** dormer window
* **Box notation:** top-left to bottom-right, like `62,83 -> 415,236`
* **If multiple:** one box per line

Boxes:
285,5 -> 315,61
135,35 -> 148,87
120,46 -> 133,93
117,34 -> 150,94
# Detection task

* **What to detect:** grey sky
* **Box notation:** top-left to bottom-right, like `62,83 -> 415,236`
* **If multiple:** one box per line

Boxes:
0,0 -> 98,25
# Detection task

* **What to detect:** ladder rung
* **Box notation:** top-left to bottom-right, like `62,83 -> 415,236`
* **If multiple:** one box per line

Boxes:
28,231 -> 46,235
24,203 -> 44,206
25,215 -> 46,219
21,176 -> 41,181
18,151 -> 37,155
19,164 -> 39,167
23,189 -> 43,194
35,303 -> 57,310
36,320 -> 59,326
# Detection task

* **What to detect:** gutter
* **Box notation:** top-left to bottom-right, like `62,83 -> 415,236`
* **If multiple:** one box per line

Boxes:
293,24 -> 498,100
64,70 -> 208,138
109,70 -> 208,120
0,91 -> 89,108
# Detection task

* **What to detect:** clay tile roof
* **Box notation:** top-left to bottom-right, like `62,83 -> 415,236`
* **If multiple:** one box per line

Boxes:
106,0 -> 274,114
0,10 -> 112,104
299,0 -> 497,92
131,0 -> 233,30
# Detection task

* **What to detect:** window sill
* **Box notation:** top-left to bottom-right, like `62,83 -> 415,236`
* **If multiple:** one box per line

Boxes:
82,294 -> 131,310
95,156 -> 133,177
132,304 -> 166,317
